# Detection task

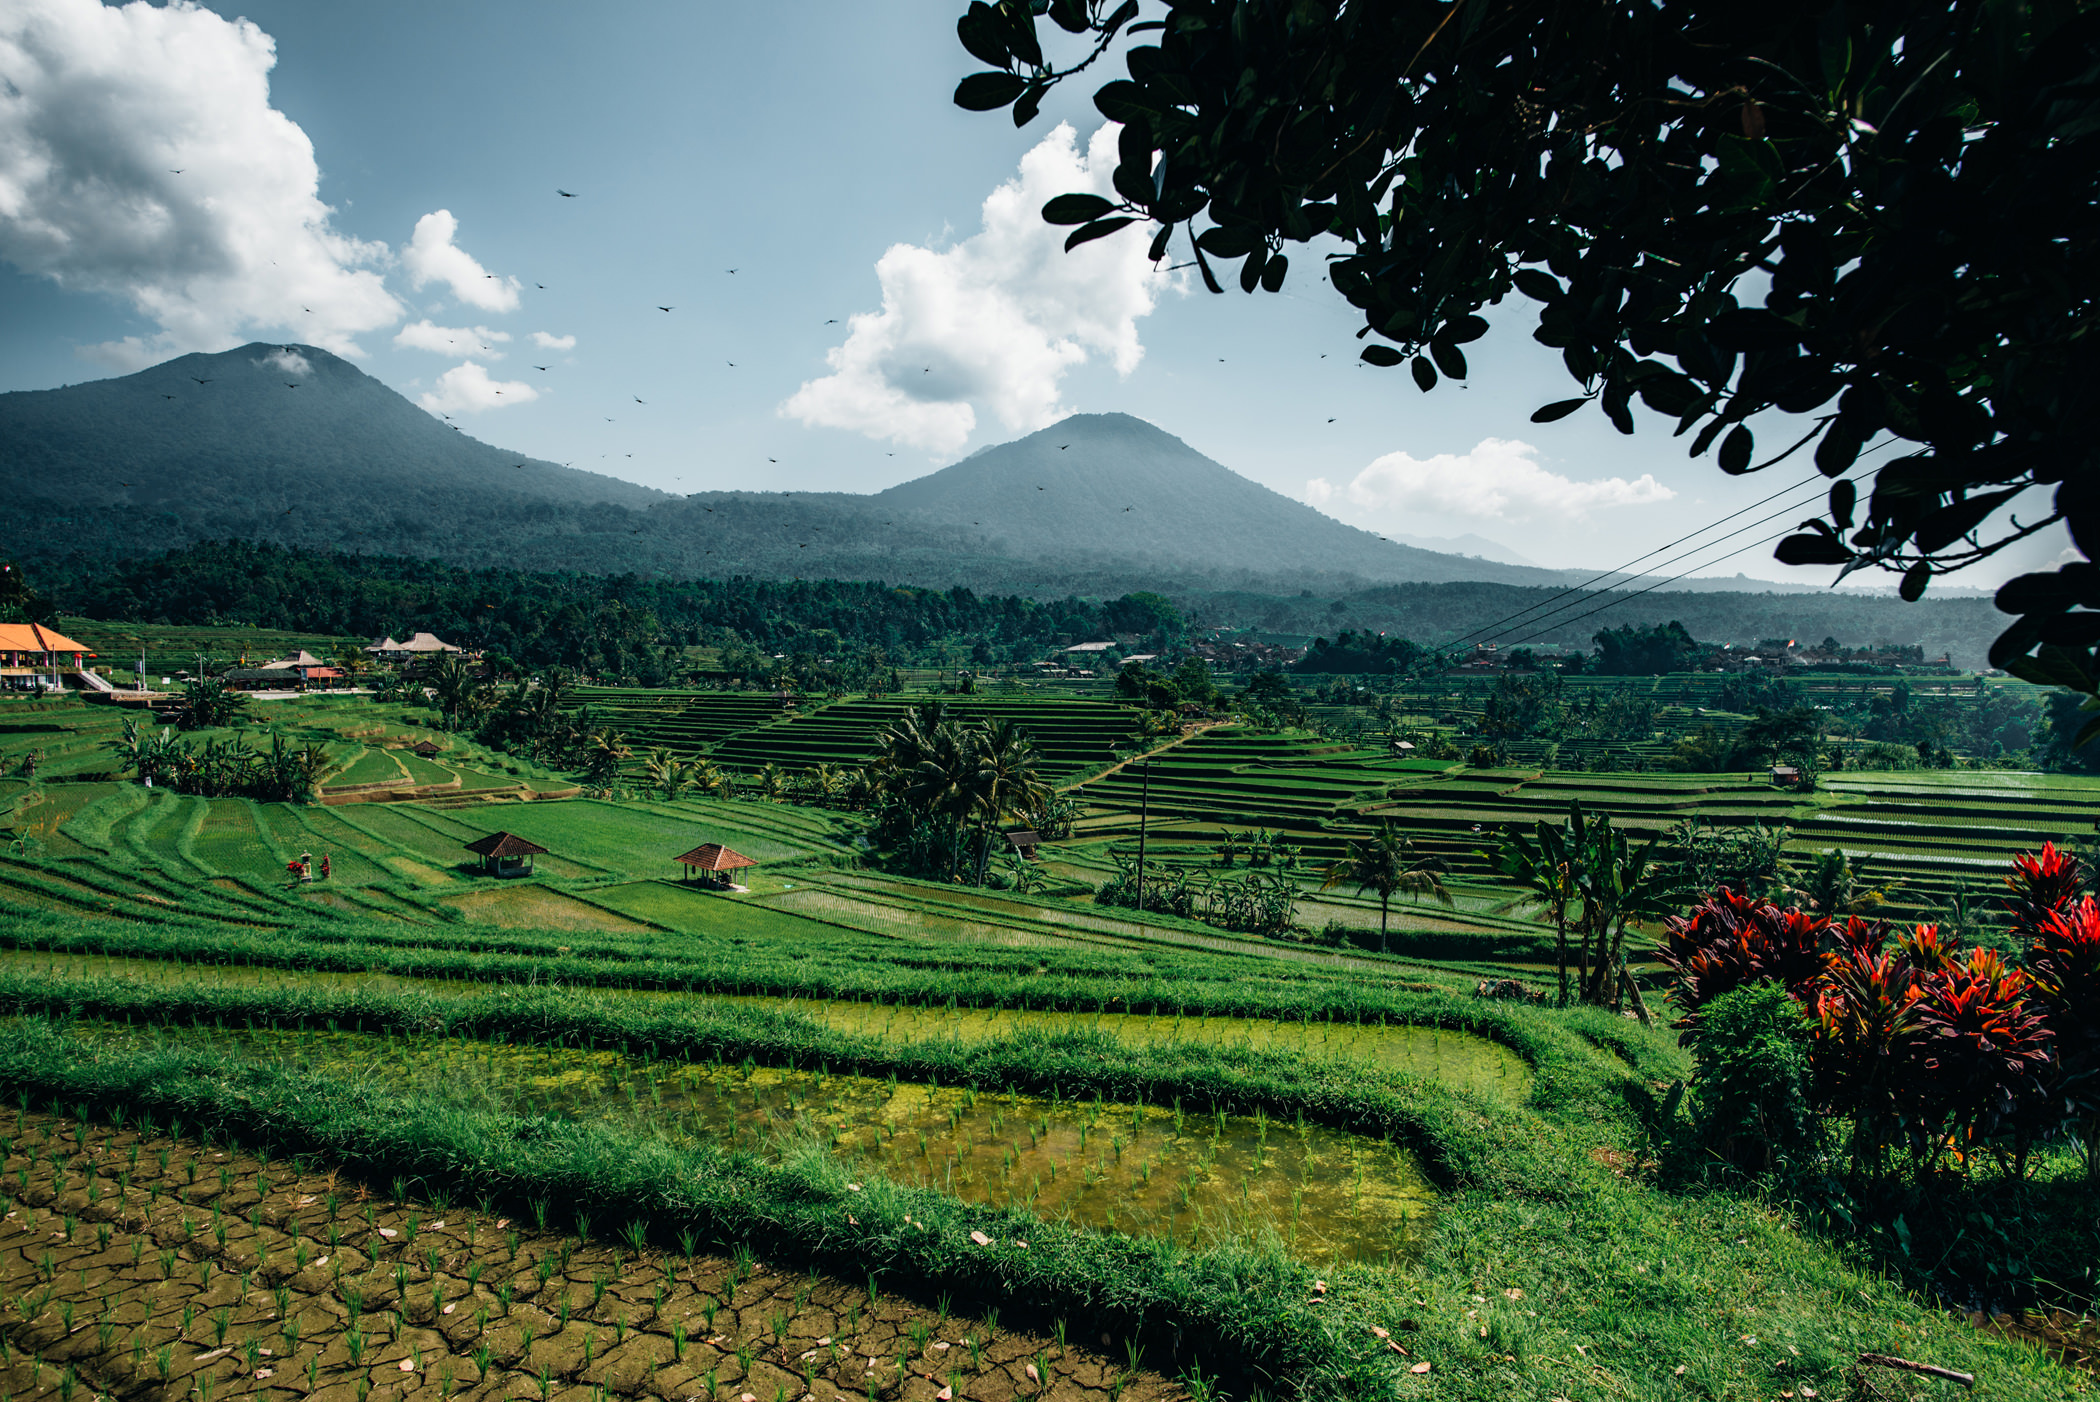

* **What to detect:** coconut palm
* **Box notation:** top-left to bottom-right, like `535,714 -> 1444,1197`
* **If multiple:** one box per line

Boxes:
1322,823 -> 1451,953
964,718 -> 1050,883
642,747 -> 683,799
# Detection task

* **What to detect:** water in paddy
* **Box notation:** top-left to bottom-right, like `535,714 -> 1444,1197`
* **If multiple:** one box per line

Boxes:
0,949 -> 1529,1099
59,1019 -> 1437,1266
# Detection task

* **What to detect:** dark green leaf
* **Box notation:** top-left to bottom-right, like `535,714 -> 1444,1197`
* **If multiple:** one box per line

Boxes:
956,5 -> 1010,68
1815,418 -> 1866,476
1111,160 -> 1156,207
1775,532 -> 1851,566
1064,216 -> 1138,252
1899,561 -> 1930,601
1914,487 -> 2024,554
1512,269 -> 1561,302
1047,0 -> 1089,34
1707,310 -> 1800,353
1093,80 -> 1154,123
1042,194 -> 1116,226
954,71 -> 1028,111
1195,225 -> 1259,258
1238,247 -> 1265,293
1002,5 -> 1043,68
1012,83 -> 1045,126
1444,314 -> 1489,343
1102,0 -> 1140,36
1411,355 -> 1438,392
1829,479 -> 1856,529
1146,223 -> 1174,263
1429,339 -> 1467,380
1359,345 -> 1403,368
1530,398 -> 1589,423
1190,239 -> 1224,294
1718,426 -> 1754,474
1259,253 -> 1288,293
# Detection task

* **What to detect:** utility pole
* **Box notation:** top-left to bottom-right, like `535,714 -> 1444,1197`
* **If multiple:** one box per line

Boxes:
1133,754 -> 1151,914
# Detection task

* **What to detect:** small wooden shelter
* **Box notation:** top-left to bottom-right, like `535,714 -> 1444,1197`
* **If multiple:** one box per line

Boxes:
1003,830 -> 1043,862
676,842 -> 757,889
465,831 -> 547,878
411,739 -> 443,758
1768,764 -> 1803,788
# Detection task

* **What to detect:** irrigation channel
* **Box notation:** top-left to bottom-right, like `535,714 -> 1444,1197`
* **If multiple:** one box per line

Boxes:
0,1109 -> 1184,1402
50,1018 -> 1439,1266
0,950 -> 1534,1100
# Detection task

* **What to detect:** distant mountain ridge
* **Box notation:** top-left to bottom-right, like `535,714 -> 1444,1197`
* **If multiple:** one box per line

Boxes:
0,344 -> 1925,603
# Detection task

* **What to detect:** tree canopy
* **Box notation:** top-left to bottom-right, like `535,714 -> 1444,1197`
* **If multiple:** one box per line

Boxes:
951,1 -> 2100,693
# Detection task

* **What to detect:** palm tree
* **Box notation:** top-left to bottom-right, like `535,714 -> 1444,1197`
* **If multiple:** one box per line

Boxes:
757,762 -> 787,802
805,763 -> 842,809
1323,823 -> 1451,952
1485,810 -> 1589,1005
642,747 -> 682,798
964,718 -> 1050,884
582,729 -> 630,788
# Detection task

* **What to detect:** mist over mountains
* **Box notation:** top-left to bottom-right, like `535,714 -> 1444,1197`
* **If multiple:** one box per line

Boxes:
0,344 -> 2005,662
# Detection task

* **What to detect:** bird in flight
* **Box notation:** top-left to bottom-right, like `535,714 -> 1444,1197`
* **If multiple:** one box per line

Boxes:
513,464 -> 526,469
557,189 -> 576,197
284,382 -> 299,389
191,377 -> 212,384
533,365 -> 549,372
727,361 -> 735,367
161,394 -> 176,400
302,307 -> 311,313
1059,444 -> 1068,450
824,319 -> 838,324
169,169 -> 182,174
658,306 -> 673,312
536,284 -> 545,289
726,268 -> 737,274
634,396 -> 646,404
1327,418 -> 1336,423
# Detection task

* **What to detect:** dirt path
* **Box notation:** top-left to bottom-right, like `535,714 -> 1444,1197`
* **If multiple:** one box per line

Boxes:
0,1112 -> 1180,1402
1056,723 -> 1227,796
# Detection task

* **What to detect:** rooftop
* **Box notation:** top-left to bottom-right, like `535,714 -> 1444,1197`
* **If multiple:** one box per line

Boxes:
464,831 -> 549,858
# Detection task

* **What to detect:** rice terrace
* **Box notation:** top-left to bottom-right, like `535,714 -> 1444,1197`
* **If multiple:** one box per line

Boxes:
3,2 -> 2100,1402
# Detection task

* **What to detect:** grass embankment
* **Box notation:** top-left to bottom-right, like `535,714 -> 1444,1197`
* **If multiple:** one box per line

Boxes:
0,965 -> 2088,1399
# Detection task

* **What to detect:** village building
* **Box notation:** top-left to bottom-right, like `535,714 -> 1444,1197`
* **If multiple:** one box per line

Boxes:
365,632 -> 465,662
675,842 -> 757,890
464,831 -> 547,878
223,650 -> 347,693
0,624 -> 94,692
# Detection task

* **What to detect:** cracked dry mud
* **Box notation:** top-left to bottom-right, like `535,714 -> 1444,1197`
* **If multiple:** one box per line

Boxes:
0,1113 -> 1182,1402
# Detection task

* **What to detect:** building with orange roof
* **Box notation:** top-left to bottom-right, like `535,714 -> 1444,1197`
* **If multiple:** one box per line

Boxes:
0,624 -> 93,691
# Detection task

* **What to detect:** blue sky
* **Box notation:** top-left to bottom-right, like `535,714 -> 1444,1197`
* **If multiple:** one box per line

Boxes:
0,0 -> 2066,586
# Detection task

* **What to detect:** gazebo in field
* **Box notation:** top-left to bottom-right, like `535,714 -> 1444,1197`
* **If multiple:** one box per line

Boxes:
675,842 -> 757,890
465,831 -> 547,878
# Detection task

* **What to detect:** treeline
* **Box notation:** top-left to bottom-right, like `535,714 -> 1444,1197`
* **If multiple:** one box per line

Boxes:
32,543 -> 1158,679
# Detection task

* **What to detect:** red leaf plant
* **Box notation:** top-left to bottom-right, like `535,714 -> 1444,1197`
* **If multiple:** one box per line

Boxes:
2002,841 -> 2083,936
2024,896 -> 2100,1178
1907,944 -> 2055,1178
1655,888 -> 1835,1034
1808,918 -> 1924,1175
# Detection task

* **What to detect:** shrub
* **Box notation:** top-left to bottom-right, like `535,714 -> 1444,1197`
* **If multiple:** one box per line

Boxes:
2024,896 -> 2100,1178
1654,889 -> 1835,1028
1688,983 -> 1821,1173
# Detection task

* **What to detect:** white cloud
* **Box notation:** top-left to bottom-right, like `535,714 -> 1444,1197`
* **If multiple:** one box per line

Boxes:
1310,438 -> 1675,520
394,319 -> 511,358
781,122 -> 1169,455
403,209 -> 518,313
258,347 -> 310,377
419,361 -> 537,414
0,0 -> 402,369
530,331 -> 575,351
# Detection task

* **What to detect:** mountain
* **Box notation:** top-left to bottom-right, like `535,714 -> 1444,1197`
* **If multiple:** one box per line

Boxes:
0,343 -> 664,548
864,413 -> 1567,586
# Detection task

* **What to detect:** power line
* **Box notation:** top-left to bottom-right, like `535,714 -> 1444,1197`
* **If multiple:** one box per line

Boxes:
1446,468 -> 1843,648
1500,522 -> 1819,649
1469,471 -> 1875,650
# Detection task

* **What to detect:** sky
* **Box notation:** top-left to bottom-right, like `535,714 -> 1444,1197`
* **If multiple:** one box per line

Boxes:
0,0 -> 2068,588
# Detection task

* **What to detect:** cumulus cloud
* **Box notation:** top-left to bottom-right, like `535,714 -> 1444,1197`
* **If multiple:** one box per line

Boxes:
403,210 -> 518,313
530,331 -> 576,351
781,122 -> 1169,455
258,347 -> 310,377
0,0 -> 403,369
1306,438 -> 1674,521
419,361 -> 537,415
394,319 -> 511,358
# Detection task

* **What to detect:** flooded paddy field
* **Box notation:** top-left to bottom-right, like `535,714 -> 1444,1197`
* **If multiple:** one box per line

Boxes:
56,1020 -> 1438,1266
